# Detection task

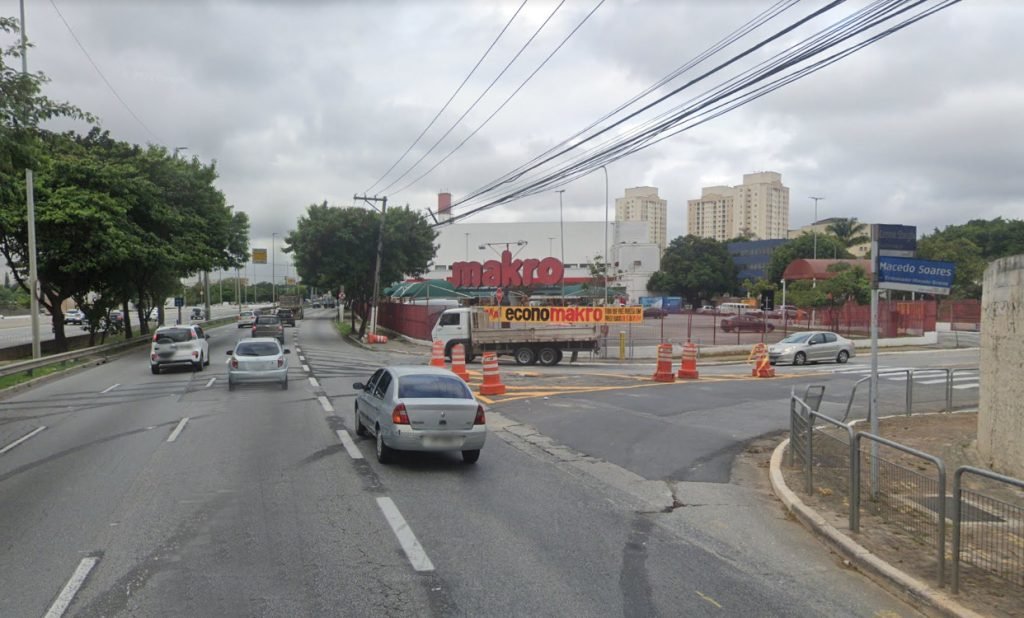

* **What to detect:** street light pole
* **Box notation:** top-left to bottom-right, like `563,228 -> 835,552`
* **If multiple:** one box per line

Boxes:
601,165 -> 609,306
809,196 -> 824,260
271,232 -> 278,304
19,0 -> 40,359
557,189 -> 566,299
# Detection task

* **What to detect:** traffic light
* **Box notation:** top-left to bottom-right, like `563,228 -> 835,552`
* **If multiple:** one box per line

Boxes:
760,291 -> 775,312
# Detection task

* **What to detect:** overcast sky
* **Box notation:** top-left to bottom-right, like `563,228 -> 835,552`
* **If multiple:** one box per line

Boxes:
10,0 -> 1023,266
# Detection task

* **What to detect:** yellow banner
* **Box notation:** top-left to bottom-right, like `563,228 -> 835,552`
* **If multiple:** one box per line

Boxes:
252,248 -> 268,264
481,306 -> 642,324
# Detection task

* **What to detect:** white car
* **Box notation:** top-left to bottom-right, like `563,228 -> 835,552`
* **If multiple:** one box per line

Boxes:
237,310 -> 256,328
353,365 -> 487,464
64,309 -> 86,324
226,337 -> 290,391
768,331 -> 855,366
150,324 -> 211,374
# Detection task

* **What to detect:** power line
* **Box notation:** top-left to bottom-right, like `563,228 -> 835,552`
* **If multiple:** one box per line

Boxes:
390,0 -> 605,197
376,0 -> 567,195
47,0 -> 162,143
364,0 -> 529,194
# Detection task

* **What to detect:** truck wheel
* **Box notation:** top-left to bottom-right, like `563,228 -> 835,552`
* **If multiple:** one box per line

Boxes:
538,347 -> 559,366
514,346 -> 536,365
555,349 -> 564,365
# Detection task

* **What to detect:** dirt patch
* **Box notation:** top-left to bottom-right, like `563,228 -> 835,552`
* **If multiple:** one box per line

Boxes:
780,412 -> 1024,618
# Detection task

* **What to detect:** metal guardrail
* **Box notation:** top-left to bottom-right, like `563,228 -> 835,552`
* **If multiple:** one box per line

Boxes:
852,432 -> 947,588
947,368 -> 980,411
842,367 -> 979,422
952,466 -> 1024,594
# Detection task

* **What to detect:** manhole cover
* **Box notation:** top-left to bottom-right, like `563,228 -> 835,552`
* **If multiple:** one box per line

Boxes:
911,496 -> 1004,523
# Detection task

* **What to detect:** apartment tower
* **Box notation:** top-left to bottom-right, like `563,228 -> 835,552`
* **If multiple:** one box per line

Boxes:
687,171 -> 789,241
615,186 -> 667,252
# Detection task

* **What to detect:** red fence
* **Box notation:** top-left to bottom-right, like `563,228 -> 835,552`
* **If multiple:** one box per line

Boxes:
783,300 -> 936,338
376,302 -> 449,341
938,299 -> 981,331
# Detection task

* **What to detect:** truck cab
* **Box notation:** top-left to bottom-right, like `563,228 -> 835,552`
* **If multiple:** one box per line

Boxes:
431,308 -> 473,361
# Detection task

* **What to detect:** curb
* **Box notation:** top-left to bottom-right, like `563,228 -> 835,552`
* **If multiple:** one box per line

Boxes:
768,439 -> 983,618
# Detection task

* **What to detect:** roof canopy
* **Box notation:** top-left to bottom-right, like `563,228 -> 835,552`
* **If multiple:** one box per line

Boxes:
782,259 -> 873,281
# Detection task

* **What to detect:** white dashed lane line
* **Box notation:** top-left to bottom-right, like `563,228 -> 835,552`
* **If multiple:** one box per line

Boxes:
335,429 -> 363,460
376,497 -> 434,572
0,426 -> 46,455
100,384 -> 120,394
308,377 -> 320,389
302,364 -> 310,373
166,417 -> 190,443
318,396 -> 334,413
205,377 -> 216,388
43,556 -> 99,618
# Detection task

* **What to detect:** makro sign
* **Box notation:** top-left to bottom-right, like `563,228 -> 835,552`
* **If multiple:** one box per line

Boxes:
877,256 -> 955,295
451,250 -> 564,288
481,305 -> 643,323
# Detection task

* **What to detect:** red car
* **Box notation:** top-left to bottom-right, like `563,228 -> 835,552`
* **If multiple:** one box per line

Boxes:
721,313 -> 775,333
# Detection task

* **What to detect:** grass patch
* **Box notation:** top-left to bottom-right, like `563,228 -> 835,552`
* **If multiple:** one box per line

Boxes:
336,320 -> 352,337
0,358 -> 87,390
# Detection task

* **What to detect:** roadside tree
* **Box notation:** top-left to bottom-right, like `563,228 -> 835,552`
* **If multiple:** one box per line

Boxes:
647,235 -> 736,305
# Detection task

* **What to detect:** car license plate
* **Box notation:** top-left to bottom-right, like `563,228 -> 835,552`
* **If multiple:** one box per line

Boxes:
423,435 -> 463,448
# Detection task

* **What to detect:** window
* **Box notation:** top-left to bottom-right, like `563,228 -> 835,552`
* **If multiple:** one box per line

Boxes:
823,333 -> 838,343
366,369 -> 384,393
810,334 -> 826,344
257,316 -> 280,325
155,328 -> 192,343
438,312 -> 461,327
194,326 -> 205,339
398,374 -> 473,399
374,371 -> 392,398
235,341 -> 281,356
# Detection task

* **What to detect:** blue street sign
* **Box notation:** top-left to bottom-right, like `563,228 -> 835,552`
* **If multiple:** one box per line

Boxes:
877,256 -> 955,295
876,224 -> 917,257
174,296 -> 184,307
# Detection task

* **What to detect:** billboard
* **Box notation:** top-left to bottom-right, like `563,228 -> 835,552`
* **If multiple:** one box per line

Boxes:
481,305 -> 642,323
252,248 -> 268,264
877,256 -> 954,295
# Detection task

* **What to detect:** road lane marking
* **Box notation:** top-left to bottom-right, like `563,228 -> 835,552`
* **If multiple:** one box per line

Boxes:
302,364 -> 310,373
0,425 -> 46,455
101,384 -> 120,394
953,383 -> 979,390
167,418 -> 190,443
298,356 -> 306,362
376,497 -> 434,572
695,590 -> 722,609
308,377 -> 320,388
335,429 -> 363,459
318,396 -> 334,412
44,556 -> 100,618
205,377 -> 216,388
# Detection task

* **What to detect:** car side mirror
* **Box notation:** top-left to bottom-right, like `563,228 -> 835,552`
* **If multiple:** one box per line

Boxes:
225,349 -> 233,355
284,349 -> 291,354
205,334 -> 210,340
352,382 -> 365,391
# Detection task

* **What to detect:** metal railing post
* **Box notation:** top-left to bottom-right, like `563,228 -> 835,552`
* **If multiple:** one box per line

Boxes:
906,369 -> 914,416
806,411 -> 814,495
951,467 -> 963,594
851,433 -> 861,532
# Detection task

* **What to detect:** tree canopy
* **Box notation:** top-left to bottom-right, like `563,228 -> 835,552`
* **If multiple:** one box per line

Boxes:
766,233 -> 852,283
825,217 -> 870,247
647,235 -> 737,305
917,218 -> 1024,298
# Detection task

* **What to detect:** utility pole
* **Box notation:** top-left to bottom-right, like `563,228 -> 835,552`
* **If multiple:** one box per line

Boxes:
809,196 -> 825,260
272,232 -> 278,304
203,271 -> 211,322
20,0 -> 41,359
557,189 -> 566,300
354,194 -> 388,338
600,166 -> 609,306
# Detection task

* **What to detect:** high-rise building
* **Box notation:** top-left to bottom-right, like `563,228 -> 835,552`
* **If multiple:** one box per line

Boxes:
687,171 -> 789,241
615,186 -> 667,252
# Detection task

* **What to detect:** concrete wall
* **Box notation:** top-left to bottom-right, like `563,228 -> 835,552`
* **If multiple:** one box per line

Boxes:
978,254 -> 1024,477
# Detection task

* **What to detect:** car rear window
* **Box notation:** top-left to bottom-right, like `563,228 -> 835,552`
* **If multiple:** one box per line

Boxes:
277,309 -> 292,315
257,316 -> 280,324
398,375 -> 473,399
235,341 -> 281,356
155,328 -> 192,343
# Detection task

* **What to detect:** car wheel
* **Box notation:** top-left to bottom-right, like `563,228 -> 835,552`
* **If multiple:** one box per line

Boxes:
354,406 -> 368,437
281,377 -> 289,390
462,449 -> 481,464
793,352 -> 807,366
837,350 -> 850,364
538,347 -> 559,366
376,428 -> 393,464
228,379 -> 236,392
195,356 -> 204,372
151,364 -> 159,375
514,346 -> 536,365
204,353 -> 210,367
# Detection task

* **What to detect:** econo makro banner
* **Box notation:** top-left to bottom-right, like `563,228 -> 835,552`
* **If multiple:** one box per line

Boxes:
481,306 -> 643,323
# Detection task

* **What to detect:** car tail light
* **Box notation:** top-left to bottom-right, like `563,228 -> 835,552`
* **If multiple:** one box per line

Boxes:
391,403 -> 410,425
191,330 -> 197,339
474,404 -> 486,425
151,353 -> 158,361
192,351 -> 199,358
152,333 -> 159,342
230,358 -> 238,369
277,356 -> 284,367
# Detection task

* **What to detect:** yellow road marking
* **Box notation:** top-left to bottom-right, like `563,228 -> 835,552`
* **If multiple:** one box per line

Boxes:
695,591 -> 722,609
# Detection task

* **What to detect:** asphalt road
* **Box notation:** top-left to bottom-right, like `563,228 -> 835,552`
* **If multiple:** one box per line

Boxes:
0,309 -> 917,616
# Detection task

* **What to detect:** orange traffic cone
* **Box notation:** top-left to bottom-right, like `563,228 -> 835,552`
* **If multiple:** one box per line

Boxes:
749,343 -> 775,378
478,352 -> 506,395
652,343 -> 676,382
430,340 -> 447,368
451,343 -> 470,381
677,341 -> 699,379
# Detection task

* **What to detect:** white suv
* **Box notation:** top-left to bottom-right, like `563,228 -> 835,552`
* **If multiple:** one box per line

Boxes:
150,324 -> 210,374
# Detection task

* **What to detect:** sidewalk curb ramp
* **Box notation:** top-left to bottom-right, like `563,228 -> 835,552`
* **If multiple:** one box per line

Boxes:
769,439 -> 983,618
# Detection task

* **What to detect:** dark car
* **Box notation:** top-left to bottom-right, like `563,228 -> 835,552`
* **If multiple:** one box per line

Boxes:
276,308 -> 295,326
252,314 -> 285,343
643,307 -> 668,318
721,313 -> 775,333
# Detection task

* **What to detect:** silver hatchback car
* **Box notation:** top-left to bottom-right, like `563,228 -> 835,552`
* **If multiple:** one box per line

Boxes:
226,337 -> 290,390
768,331 -> 855,366
353,366 -> 486,464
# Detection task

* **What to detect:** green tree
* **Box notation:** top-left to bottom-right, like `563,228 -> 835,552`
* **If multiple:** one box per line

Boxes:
647,235 -> 737,305
820,262 -> 870,305
825,217 -> 870,247
766,233 -> 853,283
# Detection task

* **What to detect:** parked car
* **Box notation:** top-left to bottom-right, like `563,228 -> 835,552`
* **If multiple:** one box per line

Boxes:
64,309 -> 85,324
237,310 -> 256,328
276,308 -> 296,326
642,307 -> 668,318
190,307 -> 206,321
720,313 -> 775,333
150,324 -> 210,374
226,337 -> 290,391
252,314 -> 284,343
768,331 -> 854,366
696,305 -> 717,314
352,365 -> 487,464
778,305 -> 800,319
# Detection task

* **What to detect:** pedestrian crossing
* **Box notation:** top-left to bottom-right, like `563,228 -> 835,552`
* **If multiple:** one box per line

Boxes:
830,365 -> 979,389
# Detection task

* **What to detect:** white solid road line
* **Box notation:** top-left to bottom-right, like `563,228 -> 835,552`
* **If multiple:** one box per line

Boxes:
308,377 -> 320,388
0,425 -> 46,455
166,417 -> 190,443
376,497 -> 434,572
302,364 -> 310,373
43,556 -> 100,618
205,377 -> 217,388
335,429 -> 363,460
100,383 -> 120,394
318,396 -> 334,413
298,356 -> 306,362
953,383 -> 980,390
